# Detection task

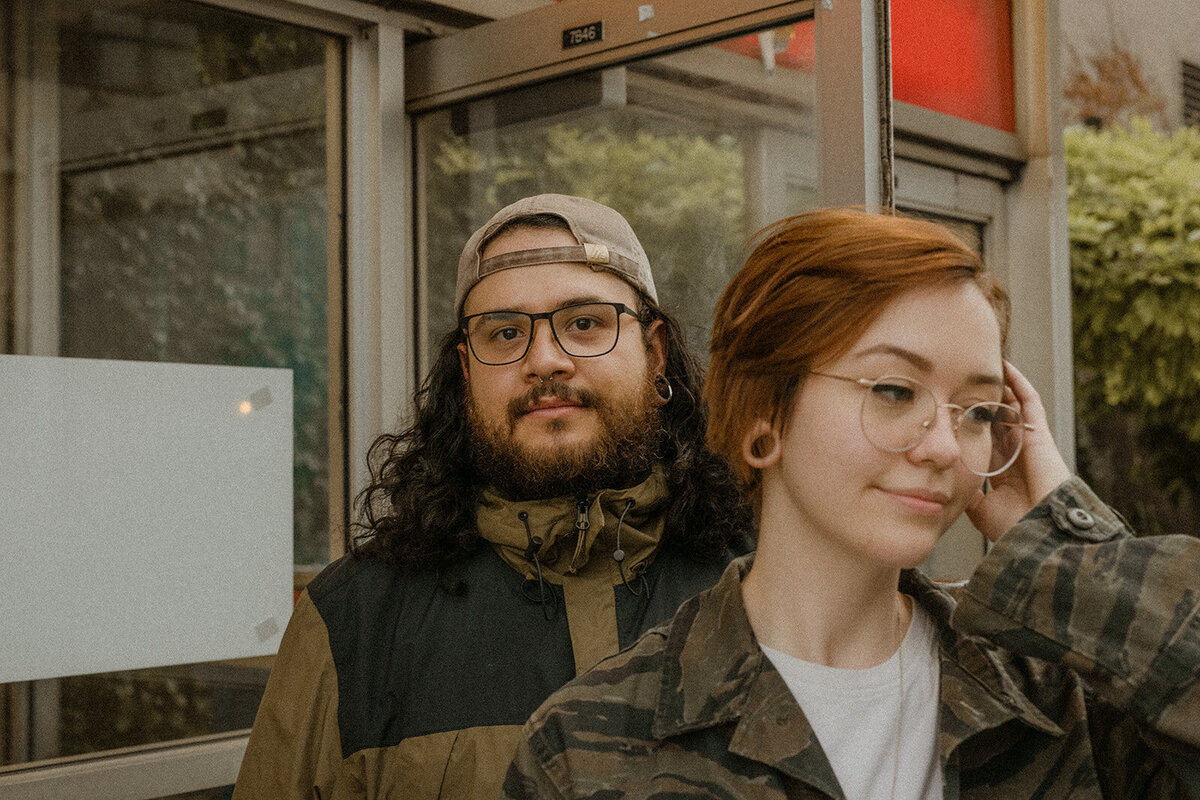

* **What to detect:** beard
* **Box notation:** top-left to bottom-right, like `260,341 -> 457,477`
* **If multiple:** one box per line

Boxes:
467,372 -> 663,501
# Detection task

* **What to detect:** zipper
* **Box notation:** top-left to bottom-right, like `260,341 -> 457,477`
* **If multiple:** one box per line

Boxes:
575,495 -> 591,536
568,494 -> 591,570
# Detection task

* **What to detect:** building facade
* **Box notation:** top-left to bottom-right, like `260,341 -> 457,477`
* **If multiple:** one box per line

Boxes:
1059,0 -> 1200,128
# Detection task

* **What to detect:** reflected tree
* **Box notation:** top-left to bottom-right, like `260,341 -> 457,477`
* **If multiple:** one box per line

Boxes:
424,110 -> 746,357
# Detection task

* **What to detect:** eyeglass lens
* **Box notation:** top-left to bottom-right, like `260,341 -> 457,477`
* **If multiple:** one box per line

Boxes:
859,376 -> 1025,477
465,303 -> 623,365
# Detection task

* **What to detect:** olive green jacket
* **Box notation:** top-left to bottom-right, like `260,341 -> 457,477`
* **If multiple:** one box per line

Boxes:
232,472 -> 740,800
505,478 -> 1200,799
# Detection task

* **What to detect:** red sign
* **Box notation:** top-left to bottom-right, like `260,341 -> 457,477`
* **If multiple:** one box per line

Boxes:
892,0 -> 1016,132
716,3 -> 1016,134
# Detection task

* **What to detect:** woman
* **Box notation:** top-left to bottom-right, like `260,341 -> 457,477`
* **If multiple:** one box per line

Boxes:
503,209 -> 1200,799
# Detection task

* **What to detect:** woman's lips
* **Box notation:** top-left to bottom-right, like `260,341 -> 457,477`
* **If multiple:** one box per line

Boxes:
878,487 -> 950,516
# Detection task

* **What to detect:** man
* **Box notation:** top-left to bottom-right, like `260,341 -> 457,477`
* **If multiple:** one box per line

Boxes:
232,194 -> 751,799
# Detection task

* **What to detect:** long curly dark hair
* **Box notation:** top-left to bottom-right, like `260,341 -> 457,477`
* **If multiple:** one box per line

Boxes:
350,299 -> 752,571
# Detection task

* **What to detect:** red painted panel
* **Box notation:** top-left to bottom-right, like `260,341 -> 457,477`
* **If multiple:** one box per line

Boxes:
558,0 -> 1014,133
891,0 -> 1016,132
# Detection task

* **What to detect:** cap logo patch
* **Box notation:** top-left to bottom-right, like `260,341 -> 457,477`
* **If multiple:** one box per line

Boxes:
583,243 -> 610,265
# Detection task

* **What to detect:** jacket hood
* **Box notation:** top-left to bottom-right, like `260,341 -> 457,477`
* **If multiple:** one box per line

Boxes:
476,468 -> 669,585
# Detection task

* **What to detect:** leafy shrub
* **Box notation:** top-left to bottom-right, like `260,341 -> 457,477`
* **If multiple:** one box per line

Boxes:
1067,118 -> 1200,536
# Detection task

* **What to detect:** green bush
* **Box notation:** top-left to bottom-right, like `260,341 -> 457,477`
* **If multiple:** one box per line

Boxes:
1067,118 -> 1200,535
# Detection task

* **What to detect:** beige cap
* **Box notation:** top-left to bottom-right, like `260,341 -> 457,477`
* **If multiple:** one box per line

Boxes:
455,194 -> 657,317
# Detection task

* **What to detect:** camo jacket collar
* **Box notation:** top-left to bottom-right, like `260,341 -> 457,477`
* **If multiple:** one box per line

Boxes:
651,555 -> 1066,790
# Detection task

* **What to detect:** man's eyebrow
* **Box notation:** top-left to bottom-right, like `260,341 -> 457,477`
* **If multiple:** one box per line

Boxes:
555,295 -> 608,308
854,343 -> 1004,386
475,296 -> 613,315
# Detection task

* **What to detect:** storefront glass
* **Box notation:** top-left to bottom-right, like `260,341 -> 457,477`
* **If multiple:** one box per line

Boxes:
415,19 -> 818,364
1,0 -> 340,765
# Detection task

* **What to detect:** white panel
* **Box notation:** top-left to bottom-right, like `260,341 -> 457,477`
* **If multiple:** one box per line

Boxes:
0,355 -> 293,683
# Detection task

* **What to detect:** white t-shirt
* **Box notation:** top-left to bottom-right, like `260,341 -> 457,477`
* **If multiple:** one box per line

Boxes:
759,604 -> 942,800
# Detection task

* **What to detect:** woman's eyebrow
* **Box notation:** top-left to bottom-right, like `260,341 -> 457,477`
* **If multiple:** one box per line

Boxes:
854,343 -> 933,372
854,343 -> 1004,386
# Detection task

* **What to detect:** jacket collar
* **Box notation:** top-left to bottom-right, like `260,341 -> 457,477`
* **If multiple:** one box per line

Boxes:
651,556 -> 1064,790
651,555 -> 842,795
902,570 -> 1066,757
476,468 -> 669,584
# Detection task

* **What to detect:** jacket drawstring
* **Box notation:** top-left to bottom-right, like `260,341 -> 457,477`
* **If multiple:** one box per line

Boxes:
613,498 -> 650,598
518,510 -> 555,620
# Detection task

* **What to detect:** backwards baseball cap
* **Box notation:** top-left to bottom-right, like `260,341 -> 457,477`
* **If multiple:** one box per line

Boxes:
455,194 -> 657,317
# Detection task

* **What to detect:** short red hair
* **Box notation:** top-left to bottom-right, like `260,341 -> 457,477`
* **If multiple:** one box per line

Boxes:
705,208 -> 1010,495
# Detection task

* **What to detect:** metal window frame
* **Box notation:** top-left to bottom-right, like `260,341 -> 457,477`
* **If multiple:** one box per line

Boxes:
0,0 -> 413,794
8,0 -> 60,359
0,734 -> 246,800
404,0 -> 892,370
813,0 -> 891,209
886,0 -> 1074,464
403,0 -> 890,213
405,1 -> 812,111
895,156 -> 1007,580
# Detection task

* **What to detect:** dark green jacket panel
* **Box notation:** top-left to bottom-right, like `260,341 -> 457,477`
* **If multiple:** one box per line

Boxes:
310,547 -> 573,756
616,545 -> 743,649
309,543 -> 732,759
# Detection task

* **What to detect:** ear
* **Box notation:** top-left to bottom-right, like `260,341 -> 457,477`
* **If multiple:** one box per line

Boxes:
643,318 -> 667,377
457,341 -> 471,382
741,418 -> 782,470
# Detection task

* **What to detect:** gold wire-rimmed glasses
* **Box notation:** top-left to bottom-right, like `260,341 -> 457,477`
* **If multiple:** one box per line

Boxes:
810,372 -> 1035,477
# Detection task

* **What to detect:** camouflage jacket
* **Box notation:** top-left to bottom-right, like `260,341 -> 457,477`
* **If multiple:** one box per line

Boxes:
504,478 -> 1200,799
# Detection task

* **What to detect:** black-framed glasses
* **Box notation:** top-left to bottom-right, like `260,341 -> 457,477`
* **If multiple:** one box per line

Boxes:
460,302 -> 641,366
810,372 -> 1035,477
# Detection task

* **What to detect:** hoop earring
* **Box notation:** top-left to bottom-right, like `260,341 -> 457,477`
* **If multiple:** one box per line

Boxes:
654,374 -> 673,404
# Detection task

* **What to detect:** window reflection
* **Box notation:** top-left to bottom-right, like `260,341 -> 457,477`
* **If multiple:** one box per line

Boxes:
2,0 -> 340,766
416,19 -> 817,364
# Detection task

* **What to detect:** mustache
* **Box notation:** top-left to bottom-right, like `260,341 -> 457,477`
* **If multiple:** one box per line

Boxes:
505,380 -> 604,423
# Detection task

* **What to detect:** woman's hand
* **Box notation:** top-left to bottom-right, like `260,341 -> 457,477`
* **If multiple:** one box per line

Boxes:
966,361 -> 1073,542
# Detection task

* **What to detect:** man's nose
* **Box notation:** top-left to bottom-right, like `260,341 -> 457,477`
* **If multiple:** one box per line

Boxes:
523,318 -> 574,378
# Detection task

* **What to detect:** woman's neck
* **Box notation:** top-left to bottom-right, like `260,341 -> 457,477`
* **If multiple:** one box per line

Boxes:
742,518 -> 912,669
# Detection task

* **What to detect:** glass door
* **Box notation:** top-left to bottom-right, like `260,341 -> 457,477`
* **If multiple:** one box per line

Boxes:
413,16 -> 818,364
2,0 -> 344,780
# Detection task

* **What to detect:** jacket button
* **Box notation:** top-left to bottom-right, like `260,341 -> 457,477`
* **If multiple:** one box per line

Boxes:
1066,508 -> 1095,530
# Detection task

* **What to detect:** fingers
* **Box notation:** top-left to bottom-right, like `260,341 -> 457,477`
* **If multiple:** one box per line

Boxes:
1001,360 -> 1073,505
1003,360 -> 1050,429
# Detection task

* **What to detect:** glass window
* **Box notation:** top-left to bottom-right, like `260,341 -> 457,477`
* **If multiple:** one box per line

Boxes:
2,0 -> 341,766
902,209 -> 984,255
415,19 -> 817,363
